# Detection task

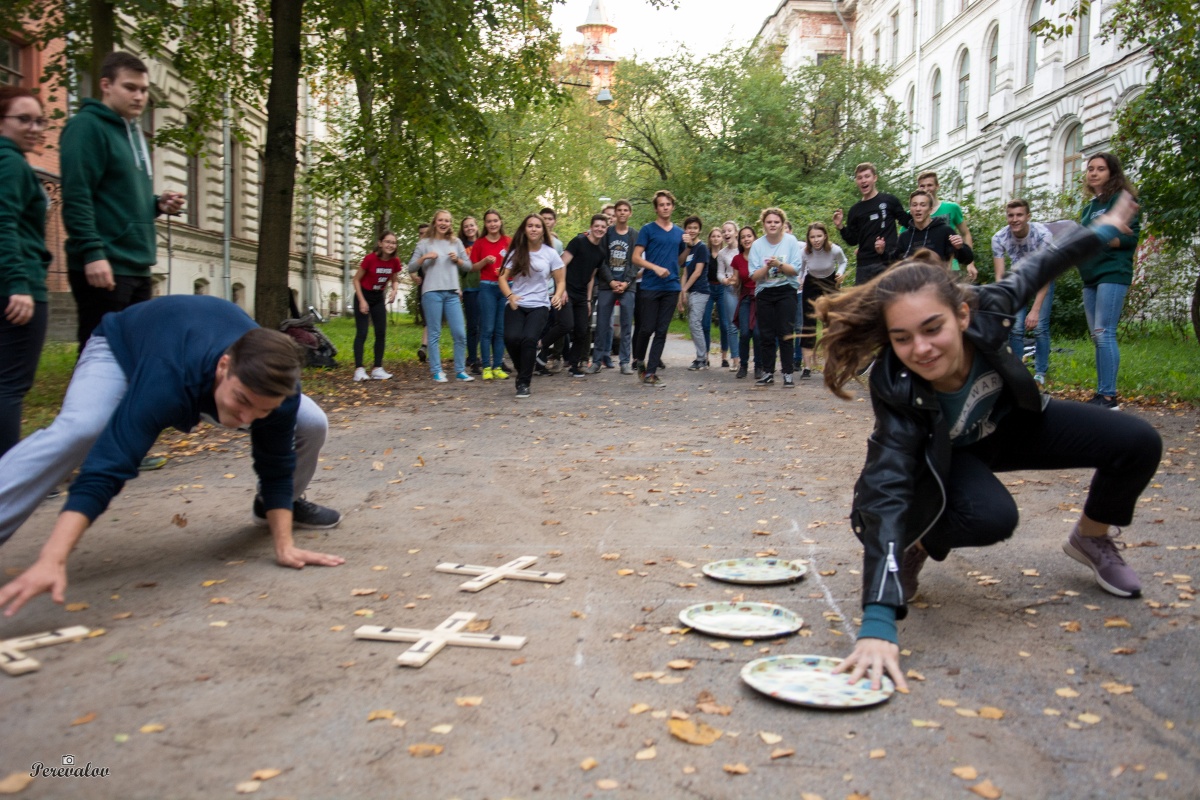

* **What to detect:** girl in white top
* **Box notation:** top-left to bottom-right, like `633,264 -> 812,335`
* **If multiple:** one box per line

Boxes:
797,221 -> 847,378
498,214 -> 565,396
407,209 -> 472,382
716,220 -> 741,371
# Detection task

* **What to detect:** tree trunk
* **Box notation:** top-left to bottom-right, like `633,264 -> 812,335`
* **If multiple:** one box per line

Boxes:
89,0 -> 115,97
254,0 -> 305,327
1192,269 -> 1200,344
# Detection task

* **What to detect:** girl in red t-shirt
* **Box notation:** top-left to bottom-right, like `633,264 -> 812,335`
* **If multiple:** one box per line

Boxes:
731,226 -> 761,379
470,210 -> 512,379
352,231 -> 401,381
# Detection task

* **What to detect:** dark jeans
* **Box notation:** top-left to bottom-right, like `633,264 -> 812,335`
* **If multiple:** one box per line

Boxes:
67,269 -> 153,352
755,285 -> 797,375
0,300 -> 48,459
855,261 -> 887,287
800,273 -> 838,351
353,290 -> 387,369
633,289 -> 678,374
462,288 -> 480,366
737,294 -> 761,368
542,296 -> 590,367
504,305 -> 550,385
921,399 -> 1163,561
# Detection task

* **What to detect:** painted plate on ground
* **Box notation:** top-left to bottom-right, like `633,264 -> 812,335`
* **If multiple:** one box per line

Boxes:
679,602 -> 803,639
701,557 -> 808,585
740,654 -> 894,709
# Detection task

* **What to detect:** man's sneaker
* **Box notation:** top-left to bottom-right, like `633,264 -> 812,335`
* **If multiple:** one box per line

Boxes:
1033,372 -> 1045,386
736,364 -> 748,379
433,372 -> 448,383
900,546 -> 929,601
755,373 -> 775,386
253,495 -> 342,529
688,360 -> 704,371
139,455 -> 168,471
353,367 -> 370,382
620,363 -> 633,375
515,382 -> 531,398
782,374 -> 795,388
370,367 -> 393,380
643,373 -> 664,387
754,369 -> 764,381
534,365 -> 554,377
721,358 -> 730,368
417,344 -> 428,363
1063,525 -> 1141,597
588,362 -> 603,374
482,367 -> 495,380
469,362 -> 483,376
569,366 -> 587,378
635,361 -> 646,380
800,367 -> 812,379
456,372 -> 475,382
492,366 -> 509,380
1087,393 -> 1121,410
602,359 -> 614,369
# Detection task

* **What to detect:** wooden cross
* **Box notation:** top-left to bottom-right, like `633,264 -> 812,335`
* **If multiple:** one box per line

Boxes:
1,626 -> 91,676
435,556 -> 566,593
355,611 -> 527,668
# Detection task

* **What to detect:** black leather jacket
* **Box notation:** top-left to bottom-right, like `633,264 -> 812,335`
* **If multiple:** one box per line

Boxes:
850,226 -> 1103,619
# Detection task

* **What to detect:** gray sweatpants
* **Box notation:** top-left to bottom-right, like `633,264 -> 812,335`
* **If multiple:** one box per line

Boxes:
0,335 -> 327,546
687,291 -> 710,362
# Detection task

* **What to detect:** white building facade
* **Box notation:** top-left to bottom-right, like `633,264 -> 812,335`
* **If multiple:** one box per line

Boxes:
758,0 -> 1150,205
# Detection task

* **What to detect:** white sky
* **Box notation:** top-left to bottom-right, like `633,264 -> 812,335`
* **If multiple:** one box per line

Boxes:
551,0 -> 784,61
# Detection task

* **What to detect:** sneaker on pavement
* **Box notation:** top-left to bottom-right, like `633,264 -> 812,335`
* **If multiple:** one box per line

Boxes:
353,367 -> 370,382
736,364 -> 748,379
370,367 -> 393,380
620,363 -> 633,375
569,366 -> 587,378
492,366 -> 509,380
900,545 -> 929,601
1063,525 -> 1141,597
721,358 -> 730,368
432,372 -> 448,383
417,345 -> 427,363
588,362 -> 603,374
1087,393 -> 1121,410
688,360 -> 703,371
782,373 -> 795,388
800,367 -> 812,379
643,373 -> 664,387
139,455 -> 168,471
456,372 -> 474,382
253,495 -> 342,529
469,362 -> 483,375
534,365 -> 554,377
755,373 -> 775,386
516,382 -> 531,398
482,367 -> 494,380
1033,372 -> 1045,386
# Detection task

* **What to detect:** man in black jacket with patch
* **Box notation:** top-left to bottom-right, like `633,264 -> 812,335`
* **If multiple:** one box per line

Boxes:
833,162 -> 912,285
889,190 -> 975,268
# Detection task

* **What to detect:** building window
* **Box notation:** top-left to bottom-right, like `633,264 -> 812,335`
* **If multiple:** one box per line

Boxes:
931,69 -> 942,140
186,151 -> 202,228
935,0 -> 945,30
232,282 -> 246,308
891,13 -> 900,64
987,28 -> 999,95
956,52 -> 970,128
1026,0 -> 1041,86
0,38 -> 23,86
193,278 -> 210,295
913,2 -> 919,48
858,46 -> 864,64
1062,123 -> 1084,189
229,139 -> 242,236
873,30 -> 881,65
1012,145 -> 1028,197
906,86 -> 915,130
1077,1 -> 1091,57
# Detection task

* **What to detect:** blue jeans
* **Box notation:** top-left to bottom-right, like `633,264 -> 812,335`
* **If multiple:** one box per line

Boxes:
1009,280 -> 1055,377
478,281 -> 506,368
737,295 -> 760,367
594,288 -> 635,365
722,285 -> 740,358
462,288 -> 480,366
421,290 -> 467,376
1082,282 -> 1128,397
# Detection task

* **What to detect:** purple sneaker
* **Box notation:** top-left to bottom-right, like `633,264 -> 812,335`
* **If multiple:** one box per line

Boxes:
1063,526 -> 1141,598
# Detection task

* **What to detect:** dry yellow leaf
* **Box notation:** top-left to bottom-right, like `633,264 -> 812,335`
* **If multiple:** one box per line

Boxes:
1060,621 -> 1082,633
112,611 -> 133,620
955,708 -> 979,718
759,731 -> 783,745
455,696 -> 483,708
430,724 -> 453,734
1111,647 -> 1136,655
869,748 -> 886,759
202,580 -> 226,587
70,712 -> 97,726
209,597 -> 231,605
771,748 -> 795,760
617,569 -> 635,576
969,779 -> 1002,799
1043,709 -> 1062,716
408,743 -> 443,757
1055,687 -> 1080,698
329,625 -> 345,632
708,641 -> 731,651
979,707 -> 1005,720
658,676 -> 685,685
905,669 -> 926,681
937,699 -> 959,708
140,723 -> 165,733
952,766 -> 979,780
1021,568 -> 1040,576
390,718 -> 406,728
1101,681 -> 1133,695
1154,772 -> 1168,781
1077,713 -> 1102,725
209,621 -> 229,628
799,793 -> 822,800
0,772 -> 35,794
65,602 -> 89,612
629,703 -> 652,715
667,659 -> 696,670
367,710 -> 394,722
351,588 -> 377,596
668,718 -> 723,745
580,758 -> 599,771
250,769 -> 281,782
596,779 -> 619,790
723,763 -> 749,775
234,780 -> 261,794
353,609 -> 374,617
635,747 -> 657,761
911,720 -> 942,729
601,553 -> 621,560
670,710 -> 690,720
465,619 -> 491,632
696,701 -> 732,715
633,671 -> 665,680
1104,617 -> 1132,628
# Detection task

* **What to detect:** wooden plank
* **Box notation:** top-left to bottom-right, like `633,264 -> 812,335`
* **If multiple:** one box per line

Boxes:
0,626 -> 91,676
355,612 -> 526,669
435,556 -> 566,592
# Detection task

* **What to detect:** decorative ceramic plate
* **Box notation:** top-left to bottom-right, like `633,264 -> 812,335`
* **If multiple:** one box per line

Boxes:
679,602 -> 803,639
740,654 -> 895,709
701,558 -> 808,585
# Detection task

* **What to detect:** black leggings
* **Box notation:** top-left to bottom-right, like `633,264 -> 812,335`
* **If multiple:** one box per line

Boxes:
541,296 -> 591,367
800,273 -> 837,351
755,286 -> 797,375
0,299 -> 48,458
633,289 -> 677,373
505,305 -> 550,385
921,399 -> 1163,561
353,290 -> 387,368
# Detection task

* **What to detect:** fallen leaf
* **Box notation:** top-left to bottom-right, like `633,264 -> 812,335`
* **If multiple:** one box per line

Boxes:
408,743 -> 443,757
234,780 -> 261,794
668,718 -> 723,745
937,699 -> 958,708
171,513 -> 188,528
367,710 -> 395,722
633,671 -> 665,681
1101,681 -> 1133,695
667,659 -> 696,670
1077,713 -> 1102,725
955,708 -> 979,718
140,723 -> 165,734
770,748 -> 795,760
202,579 -> 226,587
351,588 -> 377,596
596,779 -> 619,790
723,763 -> 749,775
414,456 -> 425,468
580,758 -> 599,771
430,724 -> 453,734
250,769 -> 281,782
953,766 -> 979,780
979,707 -> 1005,720
670,710 -> 690,721
112,611 -> 133,620
1104,617 -> 1131,628
541,519 -> 561,526
696,701 -> 732,716
905,669 -> 925,681
1043,709 -> 1062,716
708,641 -> 731,651
869,748 -> 886,759
455,696 -> 483,707
617,569 -> 635,576
71,712 -> 97,726
635,747 -> 657,761
1060,621 -> 1082,632
759,731 -> 783,745
353,609 -> 374,617
209,597 -> 231,605
1021,569 -> 1040,577
372,461 -> 384,471
657,676 -> 685,685
630,703 -> 652,715
911,720 -> 941,729
65,602 -> 89,612
1055,687 -> 1080,698
1111,647 -> 1136,655
465,619 -> 491,632
601,553 -> 621,560
209,621 -> 229,628
0,773 -> 35,794
969,779 -> 1002,799
511,657 -> 526,666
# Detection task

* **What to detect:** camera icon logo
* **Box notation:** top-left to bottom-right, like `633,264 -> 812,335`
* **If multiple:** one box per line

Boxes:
61,755 -> 75,766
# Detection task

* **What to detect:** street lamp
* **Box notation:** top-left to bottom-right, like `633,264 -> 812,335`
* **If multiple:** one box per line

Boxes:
595,88 -> 613,105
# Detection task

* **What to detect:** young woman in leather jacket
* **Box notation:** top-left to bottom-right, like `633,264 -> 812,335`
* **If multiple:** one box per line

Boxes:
813,192 -> 1160,691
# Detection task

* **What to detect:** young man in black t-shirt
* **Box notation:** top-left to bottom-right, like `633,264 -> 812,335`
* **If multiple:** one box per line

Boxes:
833,162 -> 913,285
543,215 -> 611,377
594,200 -> 638,374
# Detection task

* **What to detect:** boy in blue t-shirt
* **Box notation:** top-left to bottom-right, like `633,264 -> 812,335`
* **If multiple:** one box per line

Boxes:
632,190 -> 688,386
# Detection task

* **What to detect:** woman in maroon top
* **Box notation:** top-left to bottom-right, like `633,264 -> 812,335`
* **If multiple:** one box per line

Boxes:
731,226 -> 761,379
352,231 -> 401,381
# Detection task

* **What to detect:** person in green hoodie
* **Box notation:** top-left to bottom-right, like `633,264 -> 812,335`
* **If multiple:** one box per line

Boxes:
60,51 -> 184,352
1078,152 -> 1141,410
0,86 -> 53,459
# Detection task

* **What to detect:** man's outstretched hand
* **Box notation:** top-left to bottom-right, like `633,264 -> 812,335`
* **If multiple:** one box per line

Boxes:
275,545 -> 345,569
0,558 -> 68,618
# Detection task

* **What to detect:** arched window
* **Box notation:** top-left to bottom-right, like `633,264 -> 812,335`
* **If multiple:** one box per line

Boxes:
193,278 -> 210,296
1026,0 -> 1041,86
987,27 -> 999,95
1062,123 -> 1084,189
906,86 -> 916,131
232,282 -> 246,308
931,69 -> 942,140
956,52 -> 970,128
1011,145 -> 1028,198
